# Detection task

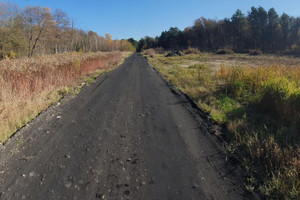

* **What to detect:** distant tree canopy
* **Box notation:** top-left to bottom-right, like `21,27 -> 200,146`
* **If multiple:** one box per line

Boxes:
138,6 -> 300,54
127,38 -> 138,49
0,2 -> 135,59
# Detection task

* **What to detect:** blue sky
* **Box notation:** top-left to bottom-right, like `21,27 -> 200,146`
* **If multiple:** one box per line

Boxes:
5,0 -> 300,40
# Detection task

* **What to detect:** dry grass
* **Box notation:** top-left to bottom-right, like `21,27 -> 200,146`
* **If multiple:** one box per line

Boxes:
150,52 -> 300,70
146,51 -> 300,199
0,51 -> 129,143
183,48 -> 201,54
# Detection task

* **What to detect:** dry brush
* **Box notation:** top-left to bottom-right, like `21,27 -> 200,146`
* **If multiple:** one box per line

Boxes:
0,51 -> 126,143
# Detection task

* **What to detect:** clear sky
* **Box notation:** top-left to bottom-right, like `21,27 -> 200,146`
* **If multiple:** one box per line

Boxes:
4,0 -> 300,40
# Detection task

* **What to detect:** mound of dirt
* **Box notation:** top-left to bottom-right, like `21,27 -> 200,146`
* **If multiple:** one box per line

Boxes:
165,50 -> 183,57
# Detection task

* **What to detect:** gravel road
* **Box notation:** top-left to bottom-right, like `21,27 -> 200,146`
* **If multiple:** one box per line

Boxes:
0,53 -> 254,199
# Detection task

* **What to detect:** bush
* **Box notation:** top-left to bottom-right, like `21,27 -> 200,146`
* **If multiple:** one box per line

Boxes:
154,47 -> 164,54
259,78 -> 298,121
249,49 -> 262,56
75,44 -> 81,52
143,48 -> 156,57
283,44 -> 300,56
216,48 -> 234,55
184,48 -> 200,54
165,50 -> 183,57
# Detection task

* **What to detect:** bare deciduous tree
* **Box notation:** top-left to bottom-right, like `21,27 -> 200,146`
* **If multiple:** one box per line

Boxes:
24,6 -> 53,57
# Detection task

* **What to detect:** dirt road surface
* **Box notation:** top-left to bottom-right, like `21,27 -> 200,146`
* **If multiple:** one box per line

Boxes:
0,53 -> 254,199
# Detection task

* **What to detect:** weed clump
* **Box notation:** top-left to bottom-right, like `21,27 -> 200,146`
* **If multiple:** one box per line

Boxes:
249,49 -> 262,56
165,50 -> 183,57
216,48 -> 234,55
184,48 -> 200,54
143,48 -> 156,58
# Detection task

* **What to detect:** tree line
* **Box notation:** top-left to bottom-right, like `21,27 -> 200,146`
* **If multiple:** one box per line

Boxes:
0,2 -> 135,59
138,6 -> 300,54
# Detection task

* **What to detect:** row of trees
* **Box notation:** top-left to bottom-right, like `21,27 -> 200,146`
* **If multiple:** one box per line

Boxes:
138,6 -> 300,54
0,2 -> 135,59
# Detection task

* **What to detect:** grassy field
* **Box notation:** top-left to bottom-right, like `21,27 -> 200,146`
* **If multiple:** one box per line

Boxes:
0,51 -> 130,143
145,50 -> 300,199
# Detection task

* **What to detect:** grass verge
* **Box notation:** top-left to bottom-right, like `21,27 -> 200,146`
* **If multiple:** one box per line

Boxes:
146,52 -> 300,200
0,51 -> 131,143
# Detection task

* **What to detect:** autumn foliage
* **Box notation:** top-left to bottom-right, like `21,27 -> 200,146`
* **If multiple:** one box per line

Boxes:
0,2 -> 135,59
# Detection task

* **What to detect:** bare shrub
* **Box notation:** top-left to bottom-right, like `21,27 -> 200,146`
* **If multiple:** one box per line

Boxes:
184,48 -> 200,54
216,48 -> 234,54
143,48 -> 156,58
249,49 -> 262,55
154,47 -> 164,54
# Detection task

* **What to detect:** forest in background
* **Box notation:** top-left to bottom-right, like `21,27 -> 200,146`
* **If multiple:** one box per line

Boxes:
0,2 -> 135,59
138,6 -> 300,55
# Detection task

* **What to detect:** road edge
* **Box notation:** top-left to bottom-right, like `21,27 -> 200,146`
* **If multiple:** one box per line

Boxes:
142,54 -> 261,200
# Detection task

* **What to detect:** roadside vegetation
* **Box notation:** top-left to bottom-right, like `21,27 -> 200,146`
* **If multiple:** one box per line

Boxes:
145,49 -> 300,199
0,51 -> 130,143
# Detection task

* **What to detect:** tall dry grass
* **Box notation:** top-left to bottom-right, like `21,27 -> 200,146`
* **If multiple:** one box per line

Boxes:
0,51 -> 126,143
